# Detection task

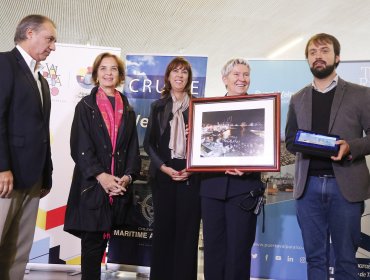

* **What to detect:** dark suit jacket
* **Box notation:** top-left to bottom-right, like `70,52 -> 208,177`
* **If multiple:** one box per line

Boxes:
0,48 -> 53,189
285,77 -> 370,202
200,172 -> 263,200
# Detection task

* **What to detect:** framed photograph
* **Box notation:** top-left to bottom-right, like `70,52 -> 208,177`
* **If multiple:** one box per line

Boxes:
186,93 -> 280,172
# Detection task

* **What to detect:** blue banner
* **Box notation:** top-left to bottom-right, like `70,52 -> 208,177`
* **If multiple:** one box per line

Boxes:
124,54 -> 208,146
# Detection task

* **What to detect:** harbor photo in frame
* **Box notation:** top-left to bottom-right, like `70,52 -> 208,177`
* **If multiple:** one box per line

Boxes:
186,93 -> 280,172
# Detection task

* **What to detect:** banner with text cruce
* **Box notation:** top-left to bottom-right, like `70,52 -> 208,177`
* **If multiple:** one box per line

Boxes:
107,55 -> 208,268
124,54 -> 207,146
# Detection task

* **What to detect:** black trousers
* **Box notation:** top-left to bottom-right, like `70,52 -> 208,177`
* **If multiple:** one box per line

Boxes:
201,195 -> 257,280
80,231 -> 108,280
150,165 -> 201,280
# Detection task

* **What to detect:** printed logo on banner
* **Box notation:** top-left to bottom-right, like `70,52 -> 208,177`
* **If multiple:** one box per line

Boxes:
138,193 -> 154,226
74,66 -> 95,101
76,66 -> 94,89
42,63 -> 61,96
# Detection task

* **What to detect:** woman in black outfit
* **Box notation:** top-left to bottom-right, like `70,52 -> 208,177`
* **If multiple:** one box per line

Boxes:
200,58 -> 265,280
64,53 -> 141,280
144,57 -> 201,280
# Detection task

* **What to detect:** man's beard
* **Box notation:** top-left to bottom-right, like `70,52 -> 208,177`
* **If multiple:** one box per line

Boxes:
310,62 -> 336,79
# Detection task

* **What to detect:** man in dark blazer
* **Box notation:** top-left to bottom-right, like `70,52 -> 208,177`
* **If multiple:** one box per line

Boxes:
0,15 -> 56,279
285,33 -> 370,280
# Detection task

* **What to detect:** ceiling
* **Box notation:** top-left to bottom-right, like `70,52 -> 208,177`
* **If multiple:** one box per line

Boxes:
1,0 -> 370,94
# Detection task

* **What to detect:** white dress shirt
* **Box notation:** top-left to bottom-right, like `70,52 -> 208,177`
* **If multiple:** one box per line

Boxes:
16,45 -> 43,106
312,75 -> 339,93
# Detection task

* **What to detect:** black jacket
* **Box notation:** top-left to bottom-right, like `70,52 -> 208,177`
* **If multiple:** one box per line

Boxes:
64,87 -> 141,236
200,172 -> 263,200
144,95 -> 189,177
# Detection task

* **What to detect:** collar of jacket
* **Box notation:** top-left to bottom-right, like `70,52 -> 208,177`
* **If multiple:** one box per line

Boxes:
156,94 -> 172,107
156,95 -> 173,136
82,86 -> 132,153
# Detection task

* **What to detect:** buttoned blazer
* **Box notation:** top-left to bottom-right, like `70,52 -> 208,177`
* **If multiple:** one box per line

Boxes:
0,48 -> 53,189
285,77 -> 370,202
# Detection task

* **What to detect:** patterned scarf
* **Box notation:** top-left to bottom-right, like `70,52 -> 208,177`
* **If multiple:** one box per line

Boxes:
169,92 -> 190,159
96,87 -> 124,174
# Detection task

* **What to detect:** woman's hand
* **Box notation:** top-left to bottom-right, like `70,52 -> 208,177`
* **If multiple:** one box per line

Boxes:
177,168 -> 192,181
160,165 -> 191,181
225,169 -> 250,176
96,172 -> 125,196
118,175 -> 131,190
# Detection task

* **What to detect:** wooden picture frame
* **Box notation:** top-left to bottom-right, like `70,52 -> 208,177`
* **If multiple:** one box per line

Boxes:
186,93 -> 281,172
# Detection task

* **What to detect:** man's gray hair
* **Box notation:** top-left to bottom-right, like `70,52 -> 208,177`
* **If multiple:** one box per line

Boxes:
14,14 -> 56,44
221,58 -> 250,77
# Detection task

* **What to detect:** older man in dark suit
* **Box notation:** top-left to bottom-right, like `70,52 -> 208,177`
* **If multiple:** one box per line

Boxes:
0,14 -> 56,280
285,33 -> 370,280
